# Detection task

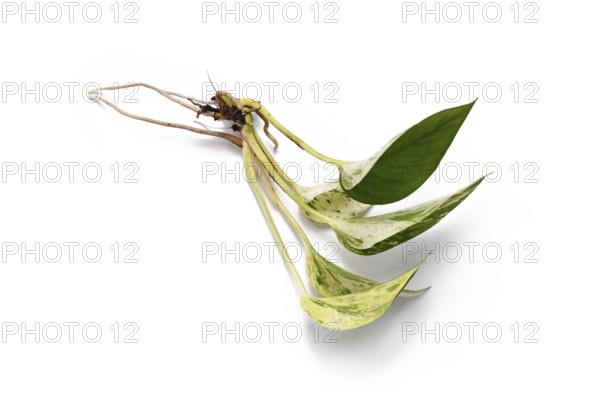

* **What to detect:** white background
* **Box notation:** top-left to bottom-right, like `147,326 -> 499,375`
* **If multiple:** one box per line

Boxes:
1,0 -> 598,398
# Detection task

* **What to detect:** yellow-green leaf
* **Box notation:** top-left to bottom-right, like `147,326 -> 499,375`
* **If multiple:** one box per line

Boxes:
301,261 -> 424,330
306,246 -> 430,297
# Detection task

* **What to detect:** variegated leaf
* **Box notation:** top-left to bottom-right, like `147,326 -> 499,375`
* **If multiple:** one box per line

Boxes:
301,262 -> 423,330
330,177 -> 484,255
306,247 -> 430,297
296,182 -> 372,224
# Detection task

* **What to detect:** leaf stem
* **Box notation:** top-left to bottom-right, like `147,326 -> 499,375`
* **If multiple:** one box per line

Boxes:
241,117 -> 334,224
254,160 -> 313,249
242,138 -> 308,296
240,100 -> 349,166
250,119 -> 302,192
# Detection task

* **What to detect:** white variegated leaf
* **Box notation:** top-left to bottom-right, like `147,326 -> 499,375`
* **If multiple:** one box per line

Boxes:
296,182 -> 372,224
329,177 -> 484,255
306,247 -> 430,297
301,262 -> 424,330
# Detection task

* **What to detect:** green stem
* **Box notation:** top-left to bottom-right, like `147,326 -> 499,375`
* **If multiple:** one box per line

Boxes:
255,160 -> 313,249
242,140 -> 308,296
242,116 -> 333,224
240,99 -> 350,166
250,120 -> 302,192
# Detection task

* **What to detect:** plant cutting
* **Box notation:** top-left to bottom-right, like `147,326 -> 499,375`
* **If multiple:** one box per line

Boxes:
89,82 -> 484,330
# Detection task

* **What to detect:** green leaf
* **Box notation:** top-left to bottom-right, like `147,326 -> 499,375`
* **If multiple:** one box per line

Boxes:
301,261 -> 424,330
331,177 -> 484,255
339,101 -> 476,205
306,247 -> 430,297
296,182 -> 372,224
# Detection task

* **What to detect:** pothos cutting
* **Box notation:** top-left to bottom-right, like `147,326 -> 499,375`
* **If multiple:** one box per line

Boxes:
89,83 -> 484,331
